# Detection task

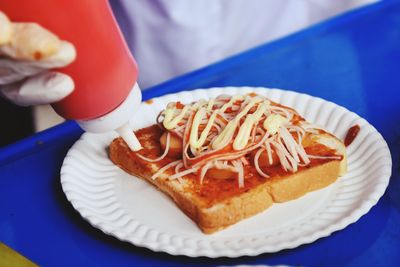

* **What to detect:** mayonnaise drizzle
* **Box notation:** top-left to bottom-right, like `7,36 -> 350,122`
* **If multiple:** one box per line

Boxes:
212,96 -> 263,150
148,94 -> 335,187
163,95 -> 293,152
233,100 -> 268,150
163,105 -> 190,130
190,108 -> 218,149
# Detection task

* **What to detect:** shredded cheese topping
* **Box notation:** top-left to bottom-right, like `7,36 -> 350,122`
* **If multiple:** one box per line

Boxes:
143,93 -> 340,187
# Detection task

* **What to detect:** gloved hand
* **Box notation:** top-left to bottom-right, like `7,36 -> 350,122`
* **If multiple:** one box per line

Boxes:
0,11 -> 76,106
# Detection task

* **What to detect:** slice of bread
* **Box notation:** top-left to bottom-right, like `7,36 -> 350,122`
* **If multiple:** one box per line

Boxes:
109,124 -> 347,234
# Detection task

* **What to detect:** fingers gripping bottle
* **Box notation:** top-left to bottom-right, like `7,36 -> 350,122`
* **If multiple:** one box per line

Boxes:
1,0 -> 143,150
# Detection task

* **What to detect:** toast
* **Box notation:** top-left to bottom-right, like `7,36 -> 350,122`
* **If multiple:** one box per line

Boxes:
109,93 -> 347,233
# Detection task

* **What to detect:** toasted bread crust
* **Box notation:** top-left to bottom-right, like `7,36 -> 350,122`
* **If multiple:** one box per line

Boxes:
110,136 -> 274,233
199,183 -> 273,233
109,125 -> 346,234
268,160 -> 341,202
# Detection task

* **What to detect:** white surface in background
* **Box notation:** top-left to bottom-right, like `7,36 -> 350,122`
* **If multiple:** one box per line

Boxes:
114,0 -> 377,88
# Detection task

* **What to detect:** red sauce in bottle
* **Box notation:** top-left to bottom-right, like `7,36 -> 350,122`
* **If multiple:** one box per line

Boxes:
345,125 -> 360,147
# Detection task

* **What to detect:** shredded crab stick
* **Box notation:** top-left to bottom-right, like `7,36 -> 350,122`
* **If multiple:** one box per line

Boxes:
138,94 -> 341,187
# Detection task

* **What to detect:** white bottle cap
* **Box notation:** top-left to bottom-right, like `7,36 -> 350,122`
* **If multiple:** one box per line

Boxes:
76,82 -> 143,151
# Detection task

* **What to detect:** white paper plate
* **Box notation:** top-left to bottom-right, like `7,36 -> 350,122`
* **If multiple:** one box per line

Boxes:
61,87 -> 392,257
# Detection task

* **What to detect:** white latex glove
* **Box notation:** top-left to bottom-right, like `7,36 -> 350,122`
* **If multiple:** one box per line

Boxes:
0,11 -> 76,106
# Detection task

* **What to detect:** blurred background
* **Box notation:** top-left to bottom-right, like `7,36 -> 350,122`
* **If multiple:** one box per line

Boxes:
0,0 -> 376,147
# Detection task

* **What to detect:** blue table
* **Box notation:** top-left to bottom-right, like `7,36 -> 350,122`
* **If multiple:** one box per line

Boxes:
1,1 -> 400,266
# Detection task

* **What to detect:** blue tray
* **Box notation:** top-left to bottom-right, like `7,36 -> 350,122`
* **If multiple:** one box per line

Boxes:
1,1 -> 400,266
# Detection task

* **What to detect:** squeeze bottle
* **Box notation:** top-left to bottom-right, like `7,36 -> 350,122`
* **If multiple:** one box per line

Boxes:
1,0 -> 143,150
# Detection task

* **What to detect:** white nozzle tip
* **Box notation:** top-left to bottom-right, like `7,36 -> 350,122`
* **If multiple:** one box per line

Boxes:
116,123 -> 142,151
76,83 -> 142,133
